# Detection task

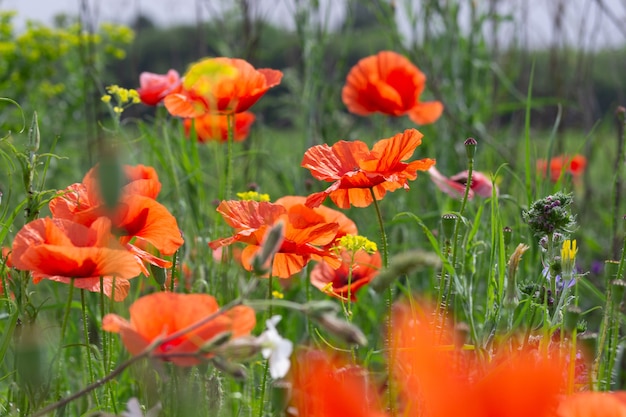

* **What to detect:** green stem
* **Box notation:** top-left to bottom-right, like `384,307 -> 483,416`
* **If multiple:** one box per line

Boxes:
80,289 -> 99,408
225,113 -> 235,201
60,279 -> 76,340
370,188 -> 394,415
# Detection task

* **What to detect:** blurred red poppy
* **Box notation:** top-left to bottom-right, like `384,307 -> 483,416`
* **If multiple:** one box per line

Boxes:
50,164 -> 183,269
103,292 -> 256,366
208,200 -> 341,278
302,129 -> 435,209
183,111 -> 255,143
391,302 -> 569,417
428,166 -> 497,199
557,391 -> 626,417
164,57 -> 282,117
311,249 -> 381,300
137,69 -> 181,106
537,154 -> 587,183
342,50 -> 443,125
290,350 -> 388,417
11,217 -> 142,300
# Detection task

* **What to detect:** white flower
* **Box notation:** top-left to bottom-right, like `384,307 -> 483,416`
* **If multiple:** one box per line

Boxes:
256,315 -> 293,379
121,398 -> 161,417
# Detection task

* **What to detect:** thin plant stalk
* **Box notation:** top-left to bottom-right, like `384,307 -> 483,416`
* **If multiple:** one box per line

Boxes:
370,188 -> 395,415
80,289 -> 99,408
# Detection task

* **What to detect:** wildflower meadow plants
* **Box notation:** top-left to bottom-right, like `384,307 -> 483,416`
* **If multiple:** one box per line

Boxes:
1,3 -> 626,417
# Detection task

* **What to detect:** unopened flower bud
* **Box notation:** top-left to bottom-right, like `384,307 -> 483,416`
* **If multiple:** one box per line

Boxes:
28,112 -> 40,153
252,220 -> 285,275
211,356 -> 247,379
564,305 -> 581,334
611,279 -> 626,308
370,249 -> 441,293
441,214 -> 457,241
303,300 -> 341,316
313,313 -> 367,347
199,331 -> 233,354
503,226 -> 512,247
215,336 -> 262,361
464,137 -> 477,160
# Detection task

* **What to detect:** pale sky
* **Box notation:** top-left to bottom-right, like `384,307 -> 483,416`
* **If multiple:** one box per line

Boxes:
2,0 -> 626,50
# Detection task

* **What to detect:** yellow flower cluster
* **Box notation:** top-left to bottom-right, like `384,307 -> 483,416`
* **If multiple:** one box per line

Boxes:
101,85 -> 140,114
236,191 -> 270,202
561,239 -> 578,275
336,234 -> 377,254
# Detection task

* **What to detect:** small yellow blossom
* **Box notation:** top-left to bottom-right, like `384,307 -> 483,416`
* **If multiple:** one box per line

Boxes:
101,94 -> 111,103
335,234 -> 377,254
561,239 -> 578,275
113,106 -> 123,114
237,191 -> 270,202
561,239 -> 577,262
271,290 -> 284,299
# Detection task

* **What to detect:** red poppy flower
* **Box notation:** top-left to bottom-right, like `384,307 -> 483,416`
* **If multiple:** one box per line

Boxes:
11,217 -> 142,300
537,154 -> 587,183
102,292 -> 256,366
275,195 -> 357,241
164,57 -> 282,117
290,350 -> 388,417
302,129 -> 435,209
137,69 -> 182,106
183,111 -> 255,143
557,391 -> 626,417
391,302 -> 569,417
311,249 -> 381,300
342,51 -> 443,125
428,166 -> 497,199
50,164 -> 183,269
208,200 -> 341,278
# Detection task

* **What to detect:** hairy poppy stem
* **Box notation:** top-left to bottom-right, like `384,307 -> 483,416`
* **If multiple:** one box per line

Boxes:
80,289 -> 99,408
370,188 -> 395,415
226,113 -> 235,200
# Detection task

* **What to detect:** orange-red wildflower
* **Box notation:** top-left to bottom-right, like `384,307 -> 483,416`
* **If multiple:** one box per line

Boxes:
208,200 -> 341,278
290,349 -> 388,417
302,129 -> 435,209
102,292 -> 256,366
137,69 -> 181,106
164,57 -> 282,117
50,164 -> 183,269
11,217 -> 142,300
342,50 -> 443,125
275,195 -> 357,241
183,111 -> 255,143
537,154 -> 587,183
310,249 -> 381,300
428,166 -> 497,199
391,302 -> 569,417
557,391 -> 626,417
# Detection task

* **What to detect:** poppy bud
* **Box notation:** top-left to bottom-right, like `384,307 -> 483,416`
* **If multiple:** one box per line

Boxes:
303,300 -> 341,316
464,137 -> 477,160
370,249 -> 441,293
313,313 -> 368,347
215,336 -> 262,361
441,213 -> 457,241
199,331 -> 233,353
503,226 -> 512,247
252,220 -> 285,275
611,279 -> 626,308
28,112 -> 40,154
564,305 -> 581,334
211,356 -> 247,379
